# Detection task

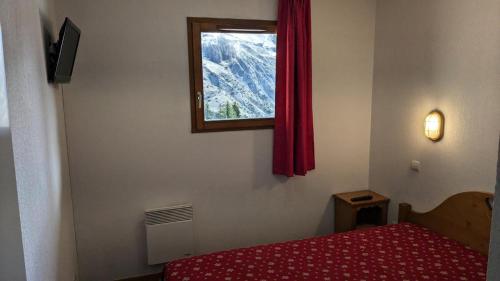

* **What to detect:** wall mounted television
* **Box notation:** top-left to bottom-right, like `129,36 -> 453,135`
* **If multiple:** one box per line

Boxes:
48,17 -> 81,84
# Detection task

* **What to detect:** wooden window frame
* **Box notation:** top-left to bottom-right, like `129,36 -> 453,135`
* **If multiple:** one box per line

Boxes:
187,17 -> 277,133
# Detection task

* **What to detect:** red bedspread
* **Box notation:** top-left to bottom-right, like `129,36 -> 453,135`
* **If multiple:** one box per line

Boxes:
164,223 -> 487,281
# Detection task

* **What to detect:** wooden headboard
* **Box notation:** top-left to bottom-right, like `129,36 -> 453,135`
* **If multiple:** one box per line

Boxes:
398,192 -> 494,255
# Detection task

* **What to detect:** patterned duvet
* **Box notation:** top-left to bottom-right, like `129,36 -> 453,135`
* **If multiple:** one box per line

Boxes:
164,223 -> 487,281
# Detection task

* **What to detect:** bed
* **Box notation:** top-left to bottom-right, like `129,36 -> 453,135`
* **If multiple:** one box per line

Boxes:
163,192 -> 493,281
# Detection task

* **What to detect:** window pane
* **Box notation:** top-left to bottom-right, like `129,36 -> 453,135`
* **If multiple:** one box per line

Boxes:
201,32 -> 276,121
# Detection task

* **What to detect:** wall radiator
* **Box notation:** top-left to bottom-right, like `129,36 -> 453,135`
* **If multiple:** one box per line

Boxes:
145,204 -> 194,265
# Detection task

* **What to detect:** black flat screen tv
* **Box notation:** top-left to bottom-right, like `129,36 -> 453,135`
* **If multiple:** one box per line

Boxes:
49,17 -> 81,83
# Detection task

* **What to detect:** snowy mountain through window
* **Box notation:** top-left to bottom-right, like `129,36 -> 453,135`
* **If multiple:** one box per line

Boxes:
201,32 -> 276,121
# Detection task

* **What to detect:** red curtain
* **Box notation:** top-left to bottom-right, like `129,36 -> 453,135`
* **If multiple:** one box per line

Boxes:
273,0 -> 315,177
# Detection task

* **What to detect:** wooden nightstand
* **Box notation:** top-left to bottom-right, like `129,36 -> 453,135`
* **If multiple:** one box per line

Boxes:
333,190 -> 389,233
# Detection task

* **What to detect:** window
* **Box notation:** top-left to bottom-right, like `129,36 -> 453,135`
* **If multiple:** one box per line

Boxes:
187,18 -> 277,132
0,26 -> 9,128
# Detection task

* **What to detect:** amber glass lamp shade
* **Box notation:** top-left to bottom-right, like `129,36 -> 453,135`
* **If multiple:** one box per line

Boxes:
424,110 -> 445,141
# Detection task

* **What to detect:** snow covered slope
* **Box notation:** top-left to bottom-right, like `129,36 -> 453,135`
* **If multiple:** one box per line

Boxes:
201,32 -> 276,121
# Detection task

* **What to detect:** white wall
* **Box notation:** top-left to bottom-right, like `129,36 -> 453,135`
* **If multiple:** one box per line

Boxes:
0,24 -> 26,281
0,129 -> 26,281
0,0 -> 78,280
370,0 -> 500,223
54,0 -> 376,279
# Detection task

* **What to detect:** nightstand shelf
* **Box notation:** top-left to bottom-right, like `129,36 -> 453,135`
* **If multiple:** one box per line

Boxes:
333,190 -> 389,233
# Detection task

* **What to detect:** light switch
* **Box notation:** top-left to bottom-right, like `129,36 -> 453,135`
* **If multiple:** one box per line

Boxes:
410,160 -> 421,172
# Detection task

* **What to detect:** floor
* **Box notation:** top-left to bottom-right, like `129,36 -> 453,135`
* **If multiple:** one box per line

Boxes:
115,273 -> 162,281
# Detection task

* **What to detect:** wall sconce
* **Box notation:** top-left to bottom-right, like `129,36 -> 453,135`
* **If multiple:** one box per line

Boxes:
424,109 -> 445,141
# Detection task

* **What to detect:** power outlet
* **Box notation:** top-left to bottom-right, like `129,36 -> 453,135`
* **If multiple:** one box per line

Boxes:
410,160 -> 421,172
